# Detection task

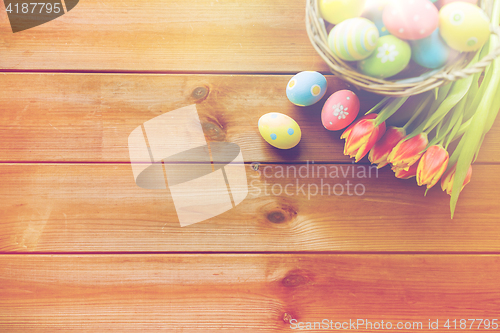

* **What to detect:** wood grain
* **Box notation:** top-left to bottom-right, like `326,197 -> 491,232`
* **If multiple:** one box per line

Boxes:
1,254 -> 499,332
2,0 -> 499,328
0,0 -> 329,73
1,163 -> 499,253
1,73 -> 500,163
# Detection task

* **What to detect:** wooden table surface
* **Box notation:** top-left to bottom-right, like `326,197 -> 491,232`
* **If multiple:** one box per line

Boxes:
1,0 -> 500,331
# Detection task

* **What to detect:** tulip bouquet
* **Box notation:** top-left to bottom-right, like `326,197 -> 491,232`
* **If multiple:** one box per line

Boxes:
341,0 -> 500,217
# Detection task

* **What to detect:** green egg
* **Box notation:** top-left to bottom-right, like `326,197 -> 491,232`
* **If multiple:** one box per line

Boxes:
357,35 -> 411,79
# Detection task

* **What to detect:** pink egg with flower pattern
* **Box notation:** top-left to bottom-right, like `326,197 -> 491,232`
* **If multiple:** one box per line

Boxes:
321,90 -> 360,131
383,0 -> 439,40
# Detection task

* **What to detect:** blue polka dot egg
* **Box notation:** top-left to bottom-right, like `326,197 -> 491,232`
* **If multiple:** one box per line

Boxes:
258,113 -> 301,149
286,71 -> 327,107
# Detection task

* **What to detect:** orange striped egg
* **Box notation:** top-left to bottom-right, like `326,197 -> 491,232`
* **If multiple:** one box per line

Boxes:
328,17 -> 379,61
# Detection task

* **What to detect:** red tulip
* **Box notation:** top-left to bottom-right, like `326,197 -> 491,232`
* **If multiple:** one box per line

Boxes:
387,133 -> 428,171
341,114 -> 386,162
416,145 -> 449,189
341,114 -> 376,142
392,161 -> 419,179
369,126 -> 406,168
441,164 -> 472,195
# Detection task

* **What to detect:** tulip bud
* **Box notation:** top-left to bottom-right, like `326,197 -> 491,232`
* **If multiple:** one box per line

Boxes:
441,164 -> 472,195
387,133 -> 428,171
369,126 -> 406,169
341,114 -> 377,141
341,114 -> 386,162
416,145 -> 449,189
392,161 -> 419,179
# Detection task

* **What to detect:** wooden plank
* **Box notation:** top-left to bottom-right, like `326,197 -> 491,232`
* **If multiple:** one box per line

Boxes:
0,0 -> 328,73
1,73 -> 499,163
1,254 -> 499,332
1,163 -> 499,253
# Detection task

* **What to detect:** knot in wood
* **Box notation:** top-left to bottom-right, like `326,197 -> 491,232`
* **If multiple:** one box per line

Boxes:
283,313 -> 293,323
265,204 -> 297,224
267,211 -> 286,224
282,274 -> 307,287
202,122 -> 226,141
192,86 -> 208,100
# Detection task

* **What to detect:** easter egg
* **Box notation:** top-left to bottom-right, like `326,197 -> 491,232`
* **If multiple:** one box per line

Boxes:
363,0 -> 392,37
411,28 -> 451,69
383,0 -> 439,40
319,0 -> 366,24
358,35 -> 411,78
286,71 -> 327,107
258,113 -> 301,149
328,18 -> 379,61
439,2 -> 490,52
321,90 -> 360,131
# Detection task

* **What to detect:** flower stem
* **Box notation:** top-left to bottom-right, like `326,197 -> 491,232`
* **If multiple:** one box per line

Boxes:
402,93 -> 433,131
375,96 -> 409,126
365,96 -> 391,115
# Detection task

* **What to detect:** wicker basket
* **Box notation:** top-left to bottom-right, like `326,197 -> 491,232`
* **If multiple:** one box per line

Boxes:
306,0 -> 500,96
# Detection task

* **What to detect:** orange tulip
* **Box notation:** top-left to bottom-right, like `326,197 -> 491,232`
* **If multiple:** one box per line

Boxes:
369,126 -> 406,168
441,164 -> 472,195
341,114 -> 386,162
341,114 -> 377,143
387,133 -> 428,171
392,160 -> 419,179
416,145 -> 449,189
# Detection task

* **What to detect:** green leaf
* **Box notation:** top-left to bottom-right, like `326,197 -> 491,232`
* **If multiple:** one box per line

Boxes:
450,106 -> 489,218
463,70 -> 484,121
432,82 -> 453,106
450,0 -> 500,217
424,54 -> 479,131
403,93 -> 432,130
483,77 -> 500,134
430,96 -> 466,147
466,67 -> 494,118
375,96 -> 409,126
448,131 -> 466,168
365,96 -> 391,115
473,133 -> 486,163
451,59 -> 500,217
444,112 -> 464,150
405,83 -> 453,140
406,75 -> 474,140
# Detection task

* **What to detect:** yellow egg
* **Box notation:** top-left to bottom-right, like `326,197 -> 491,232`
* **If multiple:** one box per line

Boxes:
258,113 -> 301,149
319,0 -> 367,25
439,2 -> 490,52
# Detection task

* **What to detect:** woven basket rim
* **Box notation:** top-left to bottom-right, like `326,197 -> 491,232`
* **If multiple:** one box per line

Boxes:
306,0 -> 500,96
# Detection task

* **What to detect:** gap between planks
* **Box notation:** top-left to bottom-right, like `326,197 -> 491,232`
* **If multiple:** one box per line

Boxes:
0,70 -> 336,76
3,251 -> 500,255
